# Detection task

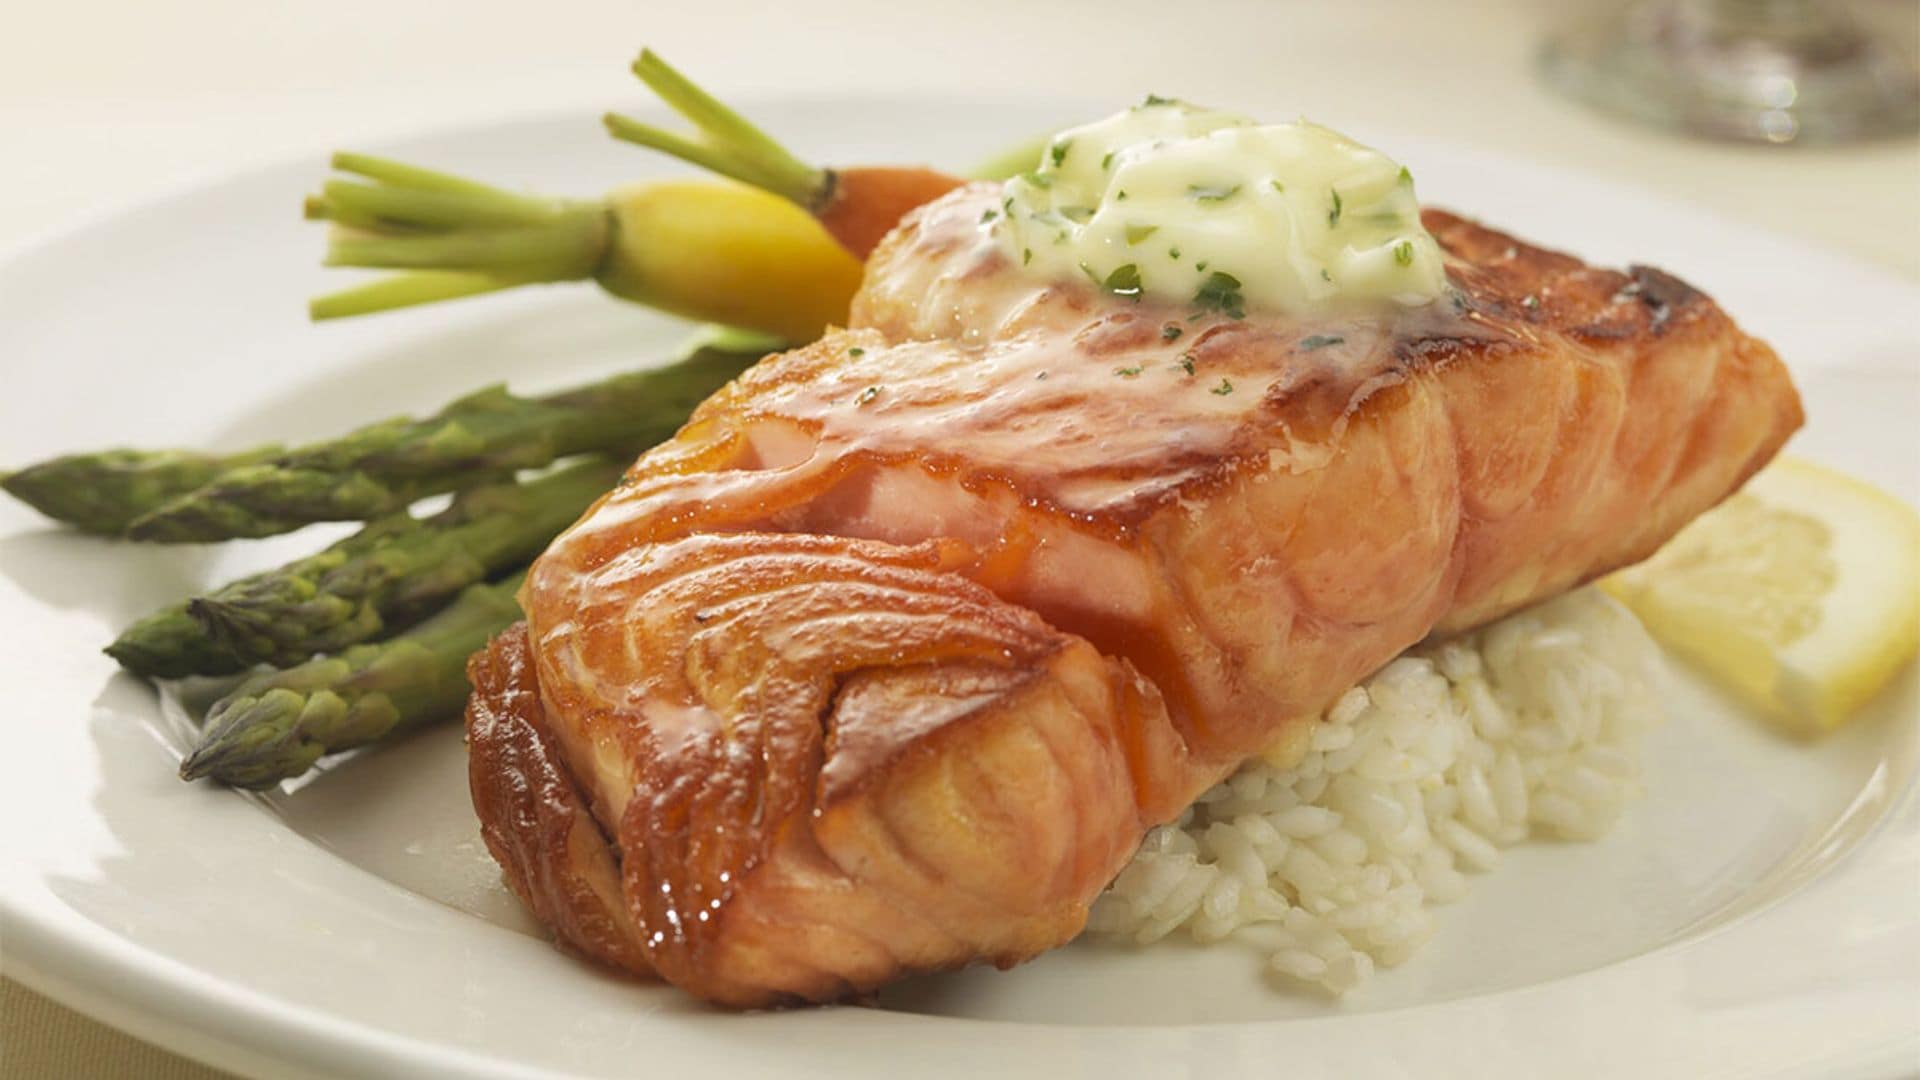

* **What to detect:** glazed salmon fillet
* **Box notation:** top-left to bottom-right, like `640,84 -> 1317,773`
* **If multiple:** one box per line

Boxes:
467,184 -> 1802,1006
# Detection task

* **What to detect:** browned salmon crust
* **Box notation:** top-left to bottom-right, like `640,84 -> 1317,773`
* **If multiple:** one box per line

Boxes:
468,189 -> 1802,1006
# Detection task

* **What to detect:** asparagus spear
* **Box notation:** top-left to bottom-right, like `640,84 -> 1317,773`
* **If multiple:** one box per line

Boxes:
179,571 -> 525,788
90,334 -> 767,542
0,445 -> 281,535
106,457 -> 620,678
126,345 -> 738,542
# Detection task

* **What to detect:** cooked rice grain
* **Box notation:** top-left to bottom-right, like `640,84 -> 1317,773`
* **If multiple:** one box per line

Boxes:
1085,588 -> 1665,995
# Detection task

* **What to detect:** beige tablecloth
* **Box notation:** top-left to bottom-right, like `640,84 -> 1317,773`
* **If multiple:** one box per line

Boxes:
4,982 -> 230,1079
2,0 -> 1914,1075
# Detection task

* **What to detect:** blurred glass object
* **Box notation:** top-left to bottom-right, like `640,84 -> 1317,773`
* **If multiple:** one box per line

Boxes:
1541,0 -> 1920,143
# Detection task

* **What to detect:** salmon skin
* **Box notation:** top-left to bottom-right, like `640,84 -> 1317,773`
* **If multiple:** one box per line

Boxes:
468,185 -> 1802,1006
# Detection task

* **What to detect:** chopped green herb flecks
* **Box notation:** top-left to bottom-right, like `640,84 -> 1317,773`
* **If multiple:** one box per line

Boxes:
1522,294 -> 1541,310
855,386 -> 880,406
1114,365 -> 1143,378
1103,263 -> 1144,298
1398,166 -> 1413,185
848,346 -> 866,357
991,105 -> 1444,317
1035,370 -> 1048,380
1297,334 -> 1344,351
1210,378 -> 1234,396
1178,354 -> 1196,375
1161,324 -> 1184,342
1193,271 -> 1246,319
1189,183 -> 1241,204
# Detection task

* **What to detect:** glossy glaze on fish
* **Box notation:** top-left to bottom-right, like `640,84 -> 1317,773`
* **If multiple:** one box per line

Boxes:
468,184 -> 1802,1006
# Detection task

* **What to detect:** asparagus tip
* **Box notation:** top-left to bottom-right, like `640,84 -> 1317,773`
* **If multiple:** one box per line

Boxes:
187,596 -> 249,648
102,638 -> 143,671
180,688 -> 322,788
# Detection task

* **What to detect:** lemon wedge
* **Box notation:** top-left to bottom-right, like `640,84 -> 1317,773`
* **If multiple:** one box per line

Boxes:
1605,457 -> 1920,732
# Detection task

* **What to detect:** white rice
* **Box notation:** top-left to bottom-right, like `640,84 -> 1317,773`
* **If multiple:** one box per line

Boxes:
1085,587 -> 1666,995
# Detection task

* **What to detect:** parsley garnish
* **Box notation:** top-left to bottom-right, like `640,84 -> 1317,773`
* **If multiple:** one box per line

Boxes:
1022,248 -> 1033,265
1522,294 -> 1541,310
1125,223 -> 1159,245
1049,139 -> 1072,167
1140,93 -> 1177,107
980,209 -> 998,224
1168,246 -> 1181,260
1101,150 -> 1116,170
1328,189 -> 1343,226
1114,365 -> 1143,378
1297,335 -> 1344,351
855,386 -> 880,406
848,346 -> 866,357
1178,353 -> 1196,375
1021,170 -> 1054,189
1189,183 -> 1241,203
1393,239 -> 1415,267
1194,260 -> 1209,272
1270,180 -> 1285,194
1161,324 -> 1183,342
1192,271 -> 1246,319
1103,263 -> 1144,298
1060,206 -> 1096,223
1210,378 -> 1234,396
1320,268 -> 1333,282
1398,166 -> 1413,185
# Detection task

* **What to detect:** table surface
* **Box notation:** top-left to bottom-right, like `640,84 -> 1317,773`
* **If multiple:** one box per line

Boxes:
2,1 -> 1915,1076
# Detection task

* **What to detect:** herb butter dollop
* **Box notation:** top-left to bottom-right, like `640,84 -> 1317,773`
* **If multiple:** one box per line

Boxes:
992,99 -> 1445,316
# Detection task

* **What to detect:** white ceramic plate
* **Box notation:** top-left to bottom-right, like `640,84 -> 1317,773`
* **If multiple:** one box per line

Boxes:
1,98 -> 1916,1079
